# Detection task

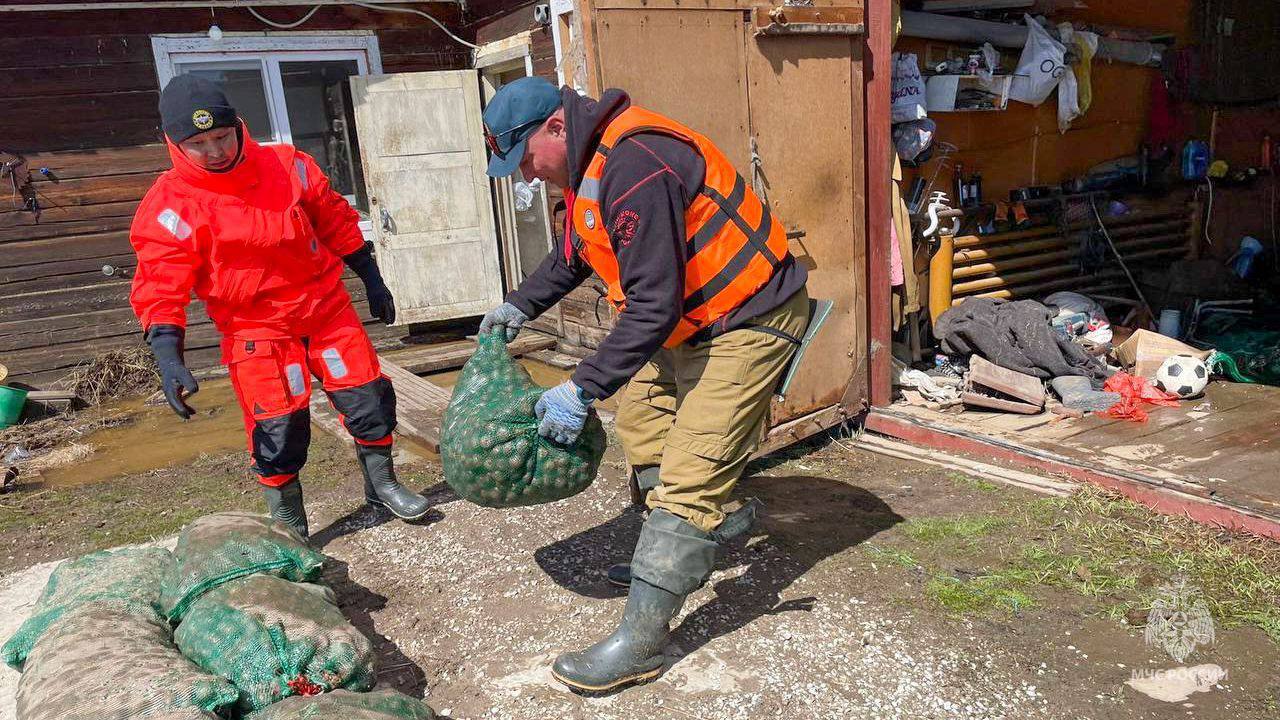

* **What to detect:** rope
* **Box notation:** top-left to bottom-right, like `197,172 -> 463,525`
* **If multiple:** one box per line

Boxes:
348,1 -> 480,49
247,5 -> 321,29
242,1 -> 478,49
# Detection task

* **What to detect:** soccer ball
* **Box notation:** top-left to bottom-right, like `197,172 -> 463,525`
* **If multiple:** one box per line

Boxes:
1154,354 -> 1210,398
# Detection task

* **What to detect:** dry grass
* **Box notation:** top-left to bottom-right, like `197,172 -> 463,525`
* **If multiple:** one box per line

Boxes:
62,345 -> 159,406
0,412 -> 130,456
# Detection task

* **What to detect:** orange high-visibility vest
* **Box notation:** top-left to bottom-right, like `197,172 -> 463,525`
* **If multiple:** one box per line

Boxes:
571,106 -> 791,348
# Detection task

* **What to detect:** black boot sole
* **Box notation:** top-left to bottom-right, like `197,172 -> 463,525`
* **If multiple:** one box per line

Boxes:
365,498 -> 432,521
550,665 -> 661,694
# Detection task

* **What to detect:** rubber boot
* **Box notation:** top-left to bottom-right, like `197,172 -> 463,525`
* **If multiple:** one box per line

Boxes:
357,444 -> 431,520
553,509 -> 718,693
606,499 -> 761,588
262,478 -> 309,540
607,467 -> 663,587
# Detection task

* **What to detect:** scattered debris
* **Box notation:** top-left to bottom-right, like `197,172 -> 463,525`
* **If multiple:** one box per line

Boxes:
62,347 -> 159,407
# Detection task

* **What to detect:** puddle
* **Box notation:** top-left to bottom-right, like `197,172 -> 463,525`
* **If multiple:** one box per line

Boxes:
1125,664 -> 1226,702
35,378 -> 246,488
29,356 -> 602,488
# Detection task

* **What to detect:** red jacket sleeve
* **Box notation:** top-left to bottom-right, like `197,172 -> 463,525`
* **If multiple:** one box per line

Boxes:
296,151 -> 365,258
129,188 -> 201,332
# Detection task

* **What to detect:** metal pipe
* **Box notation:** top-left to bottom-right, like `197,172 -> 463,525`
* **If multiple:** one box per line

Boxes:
899,10 -> 1163,67
1,0 -> 459,12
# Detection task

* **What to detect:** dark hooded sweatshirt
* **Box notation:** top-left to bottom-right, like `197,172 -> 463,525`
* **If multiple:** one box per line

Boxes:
505,89 -> 808,400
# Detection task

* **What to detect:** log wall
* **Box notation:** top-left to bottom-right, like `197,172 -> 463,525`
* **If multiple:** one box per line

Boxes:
1,2 -> 470,386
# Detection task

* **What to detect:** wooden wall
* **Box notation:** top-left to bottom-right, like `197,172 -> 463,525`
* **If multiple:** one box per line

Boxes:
897,1 -> 1195,205
1,3 -> 470,387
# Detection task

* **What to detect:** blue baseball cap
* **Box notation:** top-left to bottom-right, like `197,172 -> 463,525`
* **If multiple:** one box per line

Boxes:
482,77 -> 562,178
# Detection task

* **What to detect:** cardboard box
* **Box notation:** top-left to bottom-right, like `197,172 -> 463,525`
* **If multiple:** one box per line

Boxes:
1113,329 -> 1213,379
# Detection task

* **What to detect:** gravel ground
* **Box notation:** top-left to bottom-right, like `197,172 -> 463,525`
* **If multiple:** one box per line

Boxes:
2,429 -> 1277,719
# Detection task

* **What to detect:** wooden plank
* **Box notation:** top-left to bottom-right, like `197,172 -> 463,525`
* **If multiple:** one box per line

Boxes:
866,409 -> 1280,540
377,357 -> 453,454
961,391 -> 1043,415
752,5 -> 865,36
385,332 -> 558,375
527,349 -> 580,370
594,8 -> 753,170
952,233 -> 1190,279
754,404 -> 852,459
0,205 -> 137,241
22,144 -> 169,180
744,24 -> 864,420
0,254 -> 136,297
0,34 -> 155,68
0,230 -> 132,268
0,62 -> 157,99
0,171 -> 158,211
949,209 -> 1190,250
967,356 -> 1045,405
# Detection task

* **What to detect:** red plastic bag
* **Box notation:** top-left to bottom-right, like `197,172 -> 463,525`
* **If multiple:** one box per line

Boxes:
1102,372 -> 1180,422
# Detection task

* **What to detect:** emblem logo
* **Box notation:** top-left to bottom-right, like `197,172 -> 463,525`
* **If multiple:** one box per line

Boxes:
192,109 -> 214,130
1145,578 -> 1215,662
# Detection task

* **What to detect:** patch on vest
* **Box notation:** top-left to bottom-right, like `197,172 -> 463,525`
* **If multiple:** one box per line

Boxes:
584,208 -> 596,230
611,209 -> 640,246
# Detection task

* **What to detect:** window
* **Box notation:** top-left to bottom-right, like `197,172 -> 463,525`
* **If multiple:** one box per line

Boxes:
151,34 -> 381,210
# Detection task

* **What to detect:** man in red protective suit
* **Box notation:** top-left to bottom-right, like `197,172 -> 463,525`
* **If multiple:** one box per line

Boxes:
128,74 -> 429,539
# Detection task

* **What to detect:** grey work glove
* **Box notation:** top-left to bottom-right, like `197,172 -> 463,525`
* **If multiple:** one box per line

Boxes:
146,324 -> 199,419
534,380 -> 592,445
479,302 -> 529,342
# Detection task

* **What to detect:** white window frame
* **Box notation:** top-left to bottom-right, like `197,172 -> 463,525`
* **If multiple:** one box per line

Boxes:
151,33 -> 382,147
151,33 -> 382,232
549,0 -> 577,90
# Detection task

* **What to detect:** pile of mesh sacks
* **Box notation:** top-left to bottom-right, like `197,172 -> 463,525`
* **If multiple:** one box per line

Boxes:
441,330 -> 606,508
2,512 -> 437,720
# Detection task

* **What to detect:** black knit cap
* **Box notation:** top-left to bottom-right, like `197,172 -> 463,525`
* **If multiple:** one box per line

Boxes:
159,74 -> 238,143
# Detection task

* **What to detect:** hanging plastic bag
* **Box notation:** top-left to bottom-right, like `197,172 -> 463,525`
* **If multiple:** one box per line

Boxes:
891,52 -> 927,123
892,118 -> 936,164
1010,15 -> 1067,106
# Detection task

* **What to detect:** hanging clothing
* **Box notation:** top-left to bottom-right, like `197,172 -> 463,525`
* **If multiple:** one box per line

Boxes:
890,152 -> 920,329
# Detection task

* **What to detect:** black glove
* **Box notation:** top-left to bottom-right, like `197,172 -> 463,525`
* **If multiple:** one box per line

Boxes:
343,243 -> 396,325
147,325 -> 199,420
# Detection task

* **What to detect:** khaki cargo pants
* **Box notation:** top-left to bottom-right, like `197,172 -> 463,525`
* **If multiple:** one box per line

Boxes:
615,288 -> 809,533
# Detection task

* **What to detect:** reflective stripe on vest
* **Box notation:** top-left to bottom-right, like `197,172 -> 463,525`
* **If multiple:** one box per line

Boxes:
571,106 -> 790,348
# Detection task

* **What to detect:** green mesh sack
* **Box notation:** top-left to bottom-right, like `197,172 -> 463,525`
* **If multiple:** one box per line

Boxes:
2,547 -> 173,670
441,331 -> 606,508
162,512 -> 326,622
247,689 -> 437,720
174,574 -> 376,715
15,603 -> 239,720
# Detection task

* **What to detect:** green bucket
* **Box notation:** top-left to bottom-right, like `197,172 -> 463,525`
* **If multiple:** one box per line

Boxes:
0,386 -> 28,429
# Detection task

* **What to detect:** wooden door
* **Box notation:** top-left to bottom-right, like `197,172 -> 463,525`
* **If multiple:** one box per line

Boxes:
350,70 -> 503,325
590,4 -> 868,424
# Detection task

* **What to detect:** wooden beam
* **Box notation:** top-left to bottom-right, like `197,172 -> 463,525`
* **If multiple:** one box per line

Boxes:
379,358 -> 451,454
310,354 -> 453,454
383,332 -> 557,375
864,0 -> 893,408
865,409 -> 1280,541
754,404 -> 853,459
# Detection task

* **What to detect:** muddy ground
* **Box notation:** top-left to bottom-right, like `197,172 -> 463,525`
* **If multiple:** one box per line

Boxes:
2,381 -> 1279,720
